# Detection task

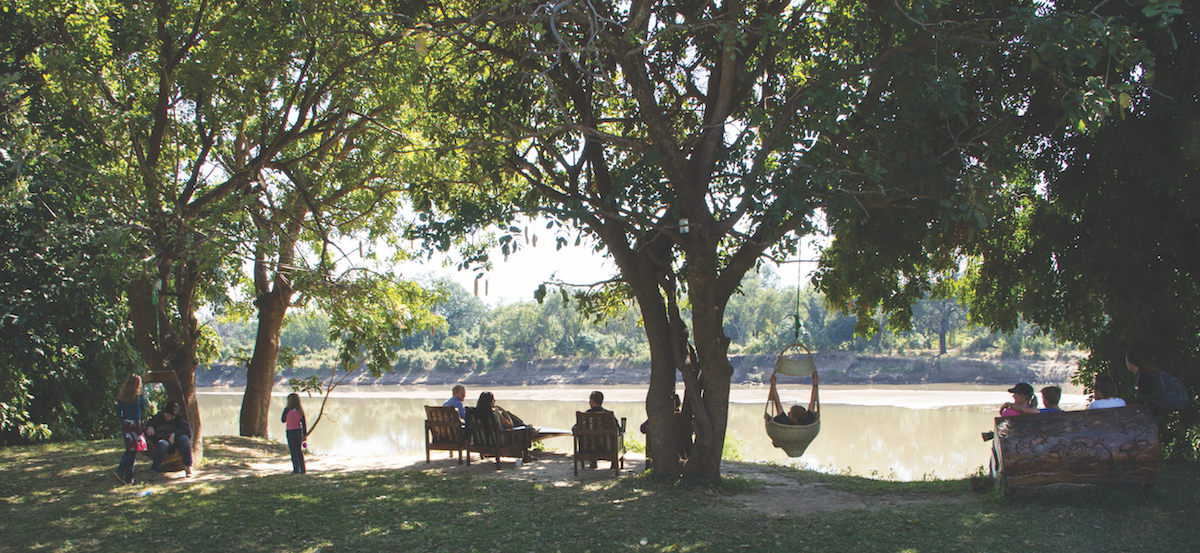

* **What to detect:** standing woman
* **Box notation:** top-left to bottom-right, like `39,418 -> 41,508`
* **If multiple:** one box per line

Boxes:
115,374 -> 147,484
282,394 -> 307,474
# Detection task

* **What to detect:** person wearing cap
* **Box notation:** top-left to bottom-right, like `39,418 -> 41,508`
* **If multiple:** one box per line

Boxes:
1005,386 -> 1063,414
999,382 -> 1037,416
144,401 -> 193,479
1087,375 -> 1127,409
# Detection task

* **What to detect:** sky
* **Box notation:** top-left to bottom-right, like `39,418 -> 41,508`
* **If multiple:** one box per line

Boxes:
398,226 -> 824,306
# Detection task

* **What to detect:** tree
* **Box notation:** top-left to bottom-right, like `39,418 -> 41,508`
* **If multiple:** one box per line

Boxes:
1,7 -> 142,444
912,295 -> 968,355
412,0 -> 1142,478
966,3 -> 1199,453
19,0 -> 424,455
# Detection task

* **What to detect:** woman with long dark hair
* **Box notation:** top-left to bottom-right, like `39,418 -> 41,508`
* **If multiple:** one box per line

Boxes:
281,393 -> 307,474
114,374 -> 147,484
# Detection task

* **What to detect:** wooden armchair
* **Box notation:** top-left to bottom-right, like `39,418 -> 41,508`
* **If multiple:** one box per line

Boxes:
573,411 -> 625,476
464,407 -> 529,469
424,406 -> 467,464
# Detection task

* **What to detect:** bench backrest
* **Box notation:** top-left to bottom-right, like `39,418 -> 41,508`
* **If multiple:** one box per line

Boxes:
574,411 -> 623,454
995,406 -> 1158,489
425,406 -> 464,444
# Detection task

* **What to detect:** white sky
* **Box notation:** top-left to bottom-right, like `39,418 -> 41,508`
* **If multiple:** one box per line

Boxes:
398,231 -> 824,306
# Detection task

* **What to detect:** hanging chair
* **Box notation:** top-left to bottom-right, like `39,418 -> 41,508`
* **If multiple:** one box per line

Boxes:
139,370 -> 188,473
764,341 -> 820,457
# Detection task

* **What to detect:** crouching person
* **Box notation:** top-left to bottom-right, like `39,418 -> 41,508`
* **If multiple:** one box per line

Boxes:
145,401 -> 193,479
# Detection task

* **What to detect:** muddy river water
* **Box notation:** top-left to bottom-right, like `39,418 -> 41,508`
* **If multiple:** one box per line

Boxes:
196,383 -> 1088,481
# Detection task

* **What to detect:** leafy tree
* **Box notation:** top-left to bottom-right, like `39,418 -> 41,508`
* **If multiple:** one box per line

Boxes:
1,7 -> 142,444
911,295 -> 968,355
411,0 -> 1143,478
965,2 -> 1200,454
17,0 -> 429,453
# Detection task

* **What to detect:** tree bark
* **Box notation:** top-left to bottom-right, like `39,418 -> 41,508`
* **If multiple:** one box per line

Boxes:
240,213 -> 302,436
128,261 -> 206,463
239,285 -> 290,436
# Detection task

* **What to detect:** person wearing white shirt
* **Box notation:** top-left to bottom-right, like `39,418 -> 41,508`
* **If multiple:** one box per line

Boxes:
1087,375 -> 1127,410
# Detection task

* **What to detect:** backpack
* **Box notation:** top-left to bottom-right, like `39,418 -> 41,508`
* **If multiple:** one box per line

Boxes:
1155,371 -> 1190,411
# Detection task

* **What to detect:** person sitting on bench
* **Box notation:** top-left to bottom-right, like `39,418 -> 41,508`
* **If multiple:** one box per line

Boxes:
1006,386 -> 1063,414
1088,375 -> 1126,409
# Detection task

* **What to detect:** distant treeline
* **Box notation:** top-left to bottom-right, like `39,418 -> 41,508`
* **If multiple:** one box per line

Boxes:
211,270 -> 1065,377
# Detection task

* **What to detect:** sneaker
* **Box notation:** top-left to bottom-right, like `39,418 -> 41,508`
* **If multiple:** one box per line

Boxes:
112,472 -> 127,485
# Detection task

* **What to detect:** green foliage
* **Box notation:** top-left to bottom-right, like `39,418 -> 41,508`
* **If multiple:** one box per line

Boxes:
964,4 -> 1200,454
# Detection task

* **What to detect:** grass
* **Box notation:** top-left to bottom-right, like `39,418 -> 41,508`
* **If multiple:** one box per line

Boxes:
2,438 -> 1199,552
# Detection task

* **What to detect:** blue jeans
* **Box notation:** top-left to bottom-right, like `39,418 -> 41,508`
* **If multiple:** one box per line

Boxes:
117,449 -> 137,481
150,434 -> 192,472
286,429 -> 306,474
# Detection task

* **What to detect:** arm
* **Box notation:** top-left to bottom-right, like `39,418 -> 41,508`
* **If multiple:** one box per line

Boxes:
807,371 -> 820,414
1133,372 -> 1166,404
282,407 -> 290,424
1002,402 -> 1040,415
494,407 -> 515,430
768,374 -> 785,415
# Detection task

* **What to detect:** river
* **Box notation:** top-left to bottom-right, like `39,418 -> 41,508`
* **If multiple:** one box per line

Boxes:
195,383 -> 1088,481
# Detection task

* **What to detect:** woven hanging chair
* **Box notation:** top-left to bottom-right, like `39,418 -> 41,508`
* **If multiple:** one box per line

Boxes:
764,342 -> 820,457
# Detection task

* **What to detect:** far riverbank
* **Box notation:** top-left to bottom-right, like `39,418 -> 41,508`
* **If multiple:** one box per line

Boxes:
196,352 -> 1080,389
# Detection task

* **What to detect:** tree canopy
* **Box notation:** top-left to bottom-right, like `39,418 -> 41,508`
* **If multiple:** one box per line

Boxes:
406,0 -> 1156,478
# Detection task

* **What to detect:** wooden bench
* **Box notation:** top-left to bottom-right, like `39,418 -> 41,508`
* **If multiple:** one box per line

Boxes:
992,406 -> 1159,492
424,406 -> 467,464
573,411 -> 625,476
464,407 -> 530,469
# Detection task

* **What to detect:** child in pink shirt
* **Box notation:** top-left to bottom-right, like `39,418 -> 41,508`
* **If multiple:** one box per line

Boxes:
281,393 -> 307,474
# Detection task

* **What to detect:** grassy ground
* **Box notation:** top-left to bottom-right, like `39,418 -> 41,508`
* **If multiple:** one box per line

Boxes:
2,437 -> 1197,552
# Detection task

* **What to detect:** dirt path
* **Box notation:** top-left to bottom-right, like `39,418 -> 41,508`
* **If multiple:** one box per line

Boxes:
147,437 -> 968,516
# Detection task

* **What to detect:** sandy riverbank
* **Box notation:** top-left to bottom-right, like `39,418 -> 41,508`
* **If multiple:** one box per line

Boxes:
198,383 -> 1091,409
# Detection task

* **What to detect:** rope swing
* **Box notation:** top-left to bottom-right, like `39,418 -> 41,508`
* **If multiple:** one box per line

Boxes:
763,261 -> 820,457
763,341 -> 821,457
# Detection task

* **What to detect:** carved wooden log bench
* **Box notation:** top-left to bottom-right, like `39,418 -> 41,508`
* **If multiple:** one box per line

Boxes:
993,406 -> 1159,491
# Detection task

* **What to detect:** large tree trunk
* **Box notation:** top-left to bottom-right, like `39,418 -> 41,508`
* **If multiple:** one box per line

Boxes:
240,210 -> 302,436
240,287 -> 289,436
128,262 -> 205,464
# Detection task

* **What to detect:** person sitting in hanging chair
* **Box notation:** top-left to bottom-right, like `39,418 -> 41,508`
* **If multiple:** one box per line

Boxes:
768,371 -> 818,426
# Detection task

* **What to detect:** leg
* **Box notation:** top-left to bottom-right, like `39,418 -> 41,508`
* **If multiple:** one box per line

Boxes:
174,435 -> 193,475
287,429 -> 303,473
150,439 -> 169,473
117,449 -> 137,483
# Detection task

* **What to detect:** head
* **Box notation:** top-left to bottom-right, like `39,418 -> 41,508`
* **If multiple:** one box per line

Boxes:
476,391 -> 495,410
1008,382 -> 1035,406
452,384 -> 466,401
1126,348 -> 1156,374
162,401 -> 181,421
286,393 -> 303,412
589,391 -> 604,408
1095,374 -> 1118,399
1040,386 -> 1062,408
117,374 -> 142,404
788,405 -> 809,424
